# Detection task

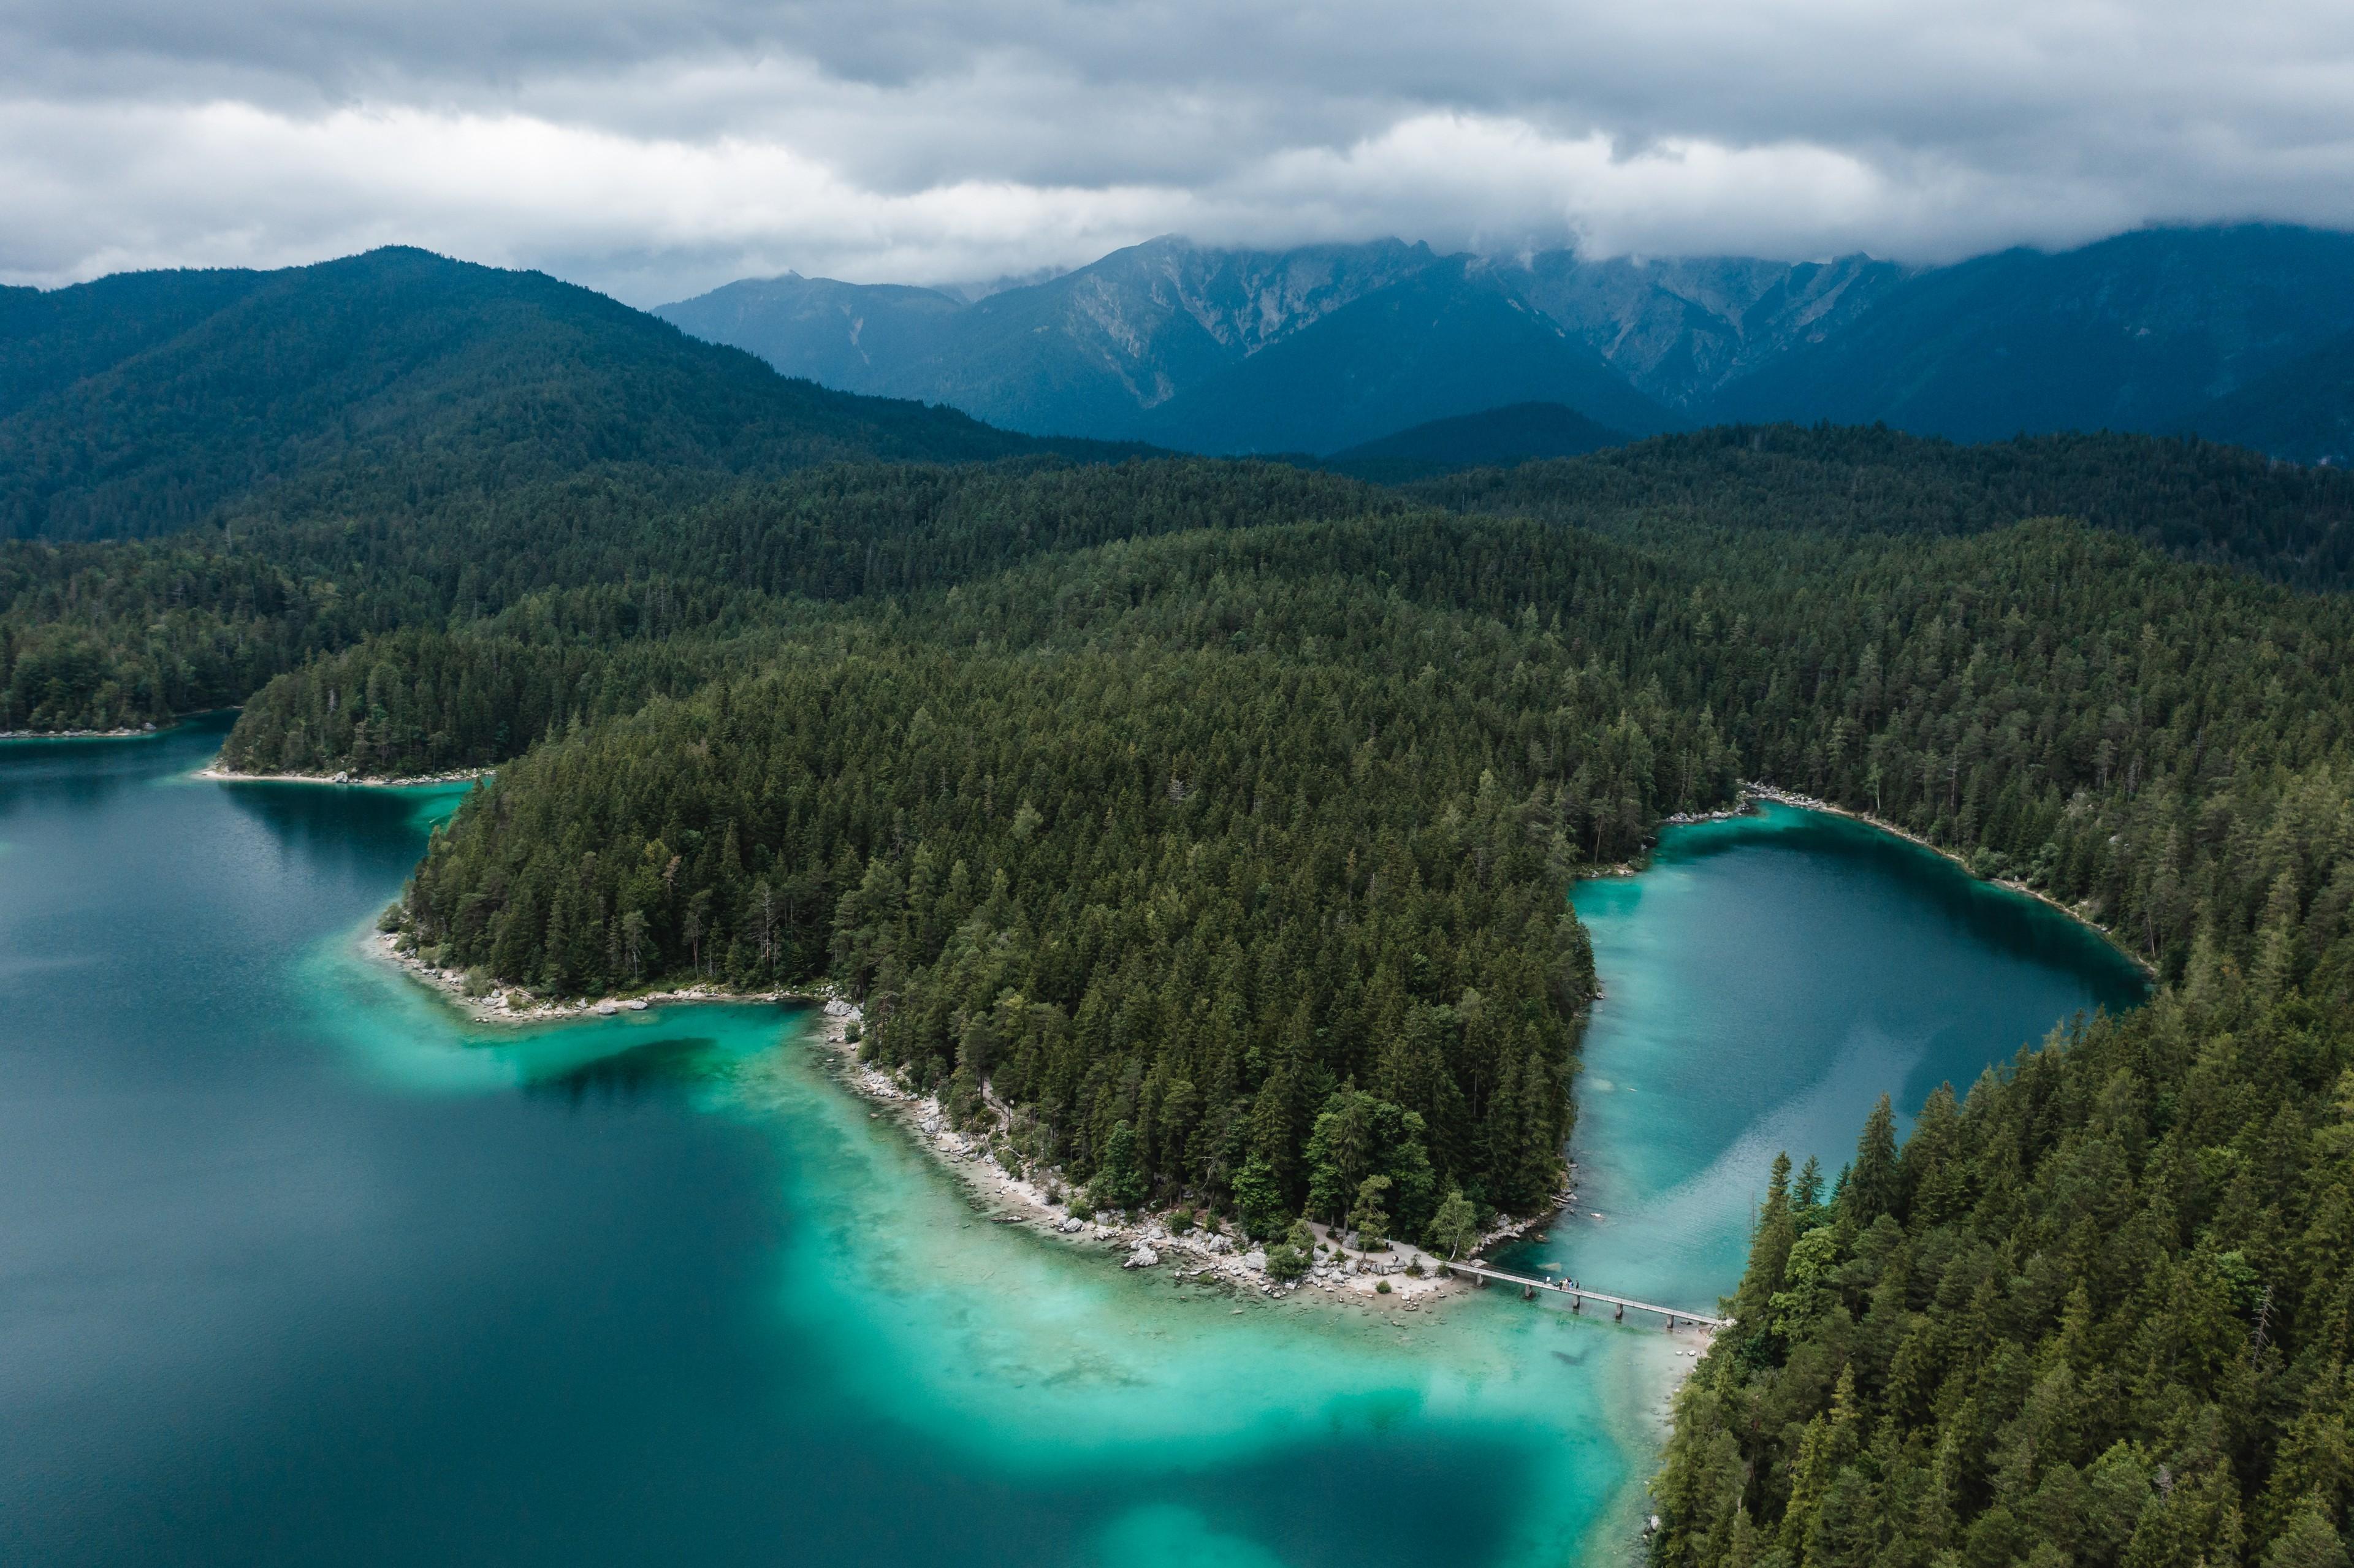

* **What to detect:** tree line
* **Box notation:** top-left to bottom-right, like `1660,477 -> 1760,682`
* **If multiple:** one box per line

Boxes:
1,457 -> 1390,731
1409,424 -> 2354,592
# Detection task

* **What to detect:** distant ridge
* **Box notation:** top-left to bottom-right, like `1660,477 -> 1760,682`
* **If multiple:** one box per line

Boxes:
1407,424 -> 2354,592
664,224 -> 2354,464
1135,259 -> 1673,454
1713,225 -> 2354,443
2190,323 -> 2354,466
1320,401 -> 1629,482
649,272 -> 969,402
661,237 -> 1439,443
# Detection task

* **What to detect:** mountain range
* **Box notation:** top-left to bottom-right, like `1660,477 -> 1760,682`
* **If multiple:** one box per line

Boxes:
7,226 -> 2352,547
659,225 -> 2354,463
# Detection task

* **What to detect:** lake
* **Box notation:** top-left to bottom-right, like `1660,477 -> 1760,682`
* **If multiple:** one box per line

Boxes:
0,720 -> 2146,1565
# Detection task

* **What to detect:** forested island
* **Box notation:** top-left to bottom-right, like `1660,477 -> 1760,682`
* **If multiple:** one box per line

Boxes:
9,249 -> 2354,1566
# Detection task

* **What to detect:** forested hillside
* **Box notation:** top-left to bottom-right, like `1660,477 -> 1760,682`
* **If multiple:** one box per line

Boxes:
375,503 -> 2354,996
4,458 -> 1369,733
0,247 -> 1094,543
275,487 -> 2342,1266
1651,970 -> 2354,1568
1,267 -> 269,417
1319,401 -> 1629,484
1414,424 -> 2354,592
15,425 -> 2354,739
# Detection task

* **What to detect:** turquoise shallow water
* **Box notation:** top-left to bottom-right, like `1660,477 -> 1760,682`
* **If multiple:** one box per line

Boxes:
0,726 -> 2144,1566
1503,804 -> 2150,1314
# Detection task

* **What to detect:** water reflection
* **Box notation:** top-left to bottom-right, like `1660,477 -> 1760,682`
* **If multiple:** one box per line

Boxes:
520,1034 -> 722,1103
213,773 -> 475,885
1669,806 -> 2147,986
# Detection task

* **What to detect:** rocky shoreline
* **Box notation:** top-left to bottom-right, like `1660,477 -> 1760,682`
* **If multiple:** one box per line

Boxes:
1,721 -> 164,740
203,764 -> 492,788
371,929 -> 793,1023
804,994 -> 1579,1309
368,929 -> 1570,1307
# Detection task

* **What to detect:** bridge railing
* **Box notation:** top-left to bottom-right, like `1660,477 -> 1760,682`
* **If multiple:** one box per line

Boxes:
1441,1260 -> 1730,1330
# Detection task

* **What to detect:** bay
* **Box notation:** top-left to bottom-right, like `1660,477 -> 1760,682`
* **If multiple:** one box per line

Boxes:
1503,803 -> 2149,1317
0,721 -> 2144,1566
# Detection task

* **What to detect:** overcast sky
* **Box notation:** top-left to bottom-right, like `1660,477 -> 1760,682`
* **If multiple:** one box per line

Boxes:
5,0 -> 2352,305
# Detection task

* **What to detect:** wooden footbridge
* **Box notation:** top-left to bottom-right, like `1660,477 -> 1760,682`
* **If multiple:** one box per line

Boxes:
1442,1260 -> 1730,1330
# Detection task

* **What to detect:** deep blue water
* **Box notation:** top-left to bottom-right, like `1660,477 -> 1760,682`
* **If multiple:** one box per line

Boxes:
0,718 -> 1613,1567
1,719 -> 806,1564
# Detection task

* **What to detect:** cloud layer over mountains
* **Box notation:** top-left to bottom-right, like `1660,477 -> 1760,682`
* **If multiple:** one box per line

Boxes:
6,0 -> 2354,302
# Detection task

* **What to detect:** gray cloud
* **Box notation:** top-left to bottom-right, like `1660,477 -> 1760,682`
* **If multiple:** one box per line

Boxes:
3,0 -> 2352,303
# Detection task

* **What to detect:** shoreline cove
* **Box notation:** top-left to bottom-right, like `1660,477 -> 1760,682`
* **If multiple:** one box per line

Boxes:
1735,784 -> 2158,978
364,926 -> 1579,1311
